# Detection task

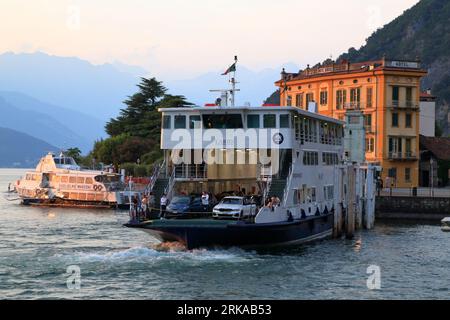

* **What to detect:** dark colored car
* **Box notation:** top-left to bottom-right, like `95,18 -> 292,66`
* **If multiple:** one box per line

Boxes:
165,195 -> 213,218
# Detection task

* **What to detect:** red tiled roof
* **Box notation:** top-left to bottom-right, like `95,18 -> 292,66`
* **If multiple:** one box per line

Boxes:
420,135 -> 450,161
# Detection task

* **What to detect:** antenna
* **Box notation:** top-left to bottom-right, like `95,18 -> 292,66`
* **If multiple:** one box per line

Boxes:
210,56 -> 240,107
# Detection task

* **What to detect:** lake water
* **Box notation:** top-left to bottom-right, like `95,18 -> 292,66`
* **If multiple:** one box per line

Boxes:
0,169 -> 449,299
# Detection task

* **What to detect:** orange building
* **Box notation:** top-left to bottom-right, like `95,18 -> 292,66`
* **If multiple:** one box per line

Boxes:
275,58 -> 427,188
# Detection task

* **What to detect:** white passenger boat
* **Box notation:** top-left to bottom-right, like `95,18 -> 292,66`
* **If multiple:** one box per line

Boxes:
14,153 -> 127,208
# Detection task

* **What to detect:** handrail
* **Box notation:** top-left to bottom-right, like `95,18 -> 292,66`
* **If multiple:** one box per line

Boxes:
282,164 -> 294,207
261,165 -> 273,205
145,160 -> 164,194
164,166 -> 176,199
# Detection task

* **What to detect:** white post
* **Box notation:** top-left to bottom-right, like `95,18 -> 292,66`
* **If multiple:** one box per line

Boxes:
364,165 -> 376,229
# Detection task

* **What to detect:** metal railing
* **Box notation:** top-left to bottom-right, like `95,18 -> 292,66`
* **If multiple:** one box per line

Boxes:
145,160 -> 164,194
389,100 -> 420,110
164,167 -> 176,200
282,165 -> 294,207
379,187 -> 450,198
388,152 -> 417,160
259,164 -> 273,205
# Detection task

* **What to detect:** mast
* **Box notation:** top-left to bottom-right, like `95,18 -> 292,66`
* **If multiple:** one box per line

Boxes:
210,56 -> 240,107
230,55 -> 238,107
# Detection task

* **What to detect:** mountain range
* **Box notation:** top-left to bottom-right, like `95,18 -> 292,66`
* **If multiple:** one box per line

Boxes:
0,127 -> 58,168
0,92 -> 104,153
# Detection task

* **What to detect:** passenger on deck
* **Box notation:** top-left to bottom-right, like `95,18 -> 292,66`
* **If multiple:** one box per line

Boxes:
160,194 -> 168,219
201,191 -> 209,211
265,198 -> 274,212
141,195 -> 149,220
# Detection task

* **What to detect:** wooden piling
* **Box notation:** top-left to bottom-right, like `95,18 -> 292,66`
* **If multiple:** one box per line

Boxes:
345,164 -> 356,239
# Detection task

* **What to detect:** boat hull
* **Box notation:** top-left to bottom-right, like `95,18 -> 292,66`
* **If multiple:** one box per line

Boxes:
126,213 -> 333,250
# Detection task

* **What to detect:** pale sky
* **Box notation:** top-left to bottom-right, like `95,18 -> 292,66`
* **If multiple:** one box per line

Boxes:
0,0 -> 420,80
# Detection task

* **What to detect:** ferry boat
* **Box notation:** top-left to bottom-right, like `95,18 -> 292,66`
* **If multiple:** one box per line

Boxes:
14,152 -> 127,208
125,58 -> 376,249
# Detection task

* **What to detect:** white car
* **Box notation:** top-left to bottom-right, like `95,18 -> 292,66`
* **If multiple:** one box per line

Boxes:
212,196 -> 257,219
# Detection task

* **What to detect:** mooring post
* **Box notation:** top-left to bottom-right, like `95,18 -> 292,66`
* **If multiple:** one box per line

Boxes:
346,164 -> 356,239
333,166 -> 343,238
364,165 -> 376,229
355,166 -> 363,230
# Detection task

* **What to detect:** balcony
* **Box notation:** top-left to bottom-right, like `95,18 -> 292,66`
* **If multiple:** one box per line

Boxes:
389,100 -> 420,110
343,102 -> 365,110
388,152 -> 418,161
364,125 -> 376,134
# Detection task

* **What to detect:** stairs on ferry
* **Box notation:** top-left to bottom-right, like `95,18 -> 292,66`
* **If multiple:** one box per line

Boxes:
267,178 -> 287,202
151,177 -> 168,206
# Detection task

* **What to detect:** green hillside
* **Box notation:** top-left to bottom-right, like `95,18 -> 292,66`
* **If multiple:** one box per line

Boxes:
266,0 -> 450,134
339,0 -> 450,134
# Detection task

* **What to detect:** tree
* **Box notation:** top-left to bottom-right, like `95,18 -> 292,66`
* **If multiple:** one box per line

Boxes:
99,77 -> 192,166
65,147 -> 82,163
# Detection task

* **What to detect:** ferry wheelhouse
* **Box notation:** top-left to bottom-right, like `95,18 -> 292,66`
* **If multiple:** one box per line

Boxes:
15,153 -> 125,207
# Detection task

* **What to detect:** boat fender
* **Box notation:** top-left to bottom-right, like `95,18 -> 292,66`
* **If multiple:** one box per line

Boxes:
301,209 -> 306,220
287,210 -> 294,222
323,206 -> 329,215
315,208 -> 320,216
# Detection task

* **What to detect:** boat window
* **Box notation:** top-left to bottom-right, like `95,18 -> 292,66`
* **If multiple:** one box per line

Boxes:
263,114 -> 276,128
280,114 -> 290,128
174,115 -> 186,129
85,177 -> 93,184
311,187 -> 317,202
162,115 -> 171,129
203,114 -> 243,129
189,115 -> 202,129
77,177 -> 85,184
61,176 -> 68,183
247,114 -> 260,128
69,177 -> 77,184
303,151 -> 319,166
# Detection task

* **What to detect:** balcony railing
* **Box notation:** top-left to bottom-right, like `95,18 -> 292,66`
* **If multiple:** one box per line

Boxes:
343,102 -> 365,110
364,125 -> 375,133
388,152 -> 417,160
389,100 -> 420,110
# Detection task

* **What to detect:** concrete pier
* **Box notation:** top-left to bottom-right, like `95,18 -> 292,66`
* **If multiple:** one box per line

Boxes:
376,196 -> 450,220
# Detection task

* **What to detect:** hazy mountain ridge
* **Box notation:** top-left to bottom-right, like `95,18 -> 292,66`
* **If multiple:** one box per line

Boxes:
0,96 -> 90,152
0,91 -> 105,152
0,52 -> 141,120
0,127 -> 58,168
